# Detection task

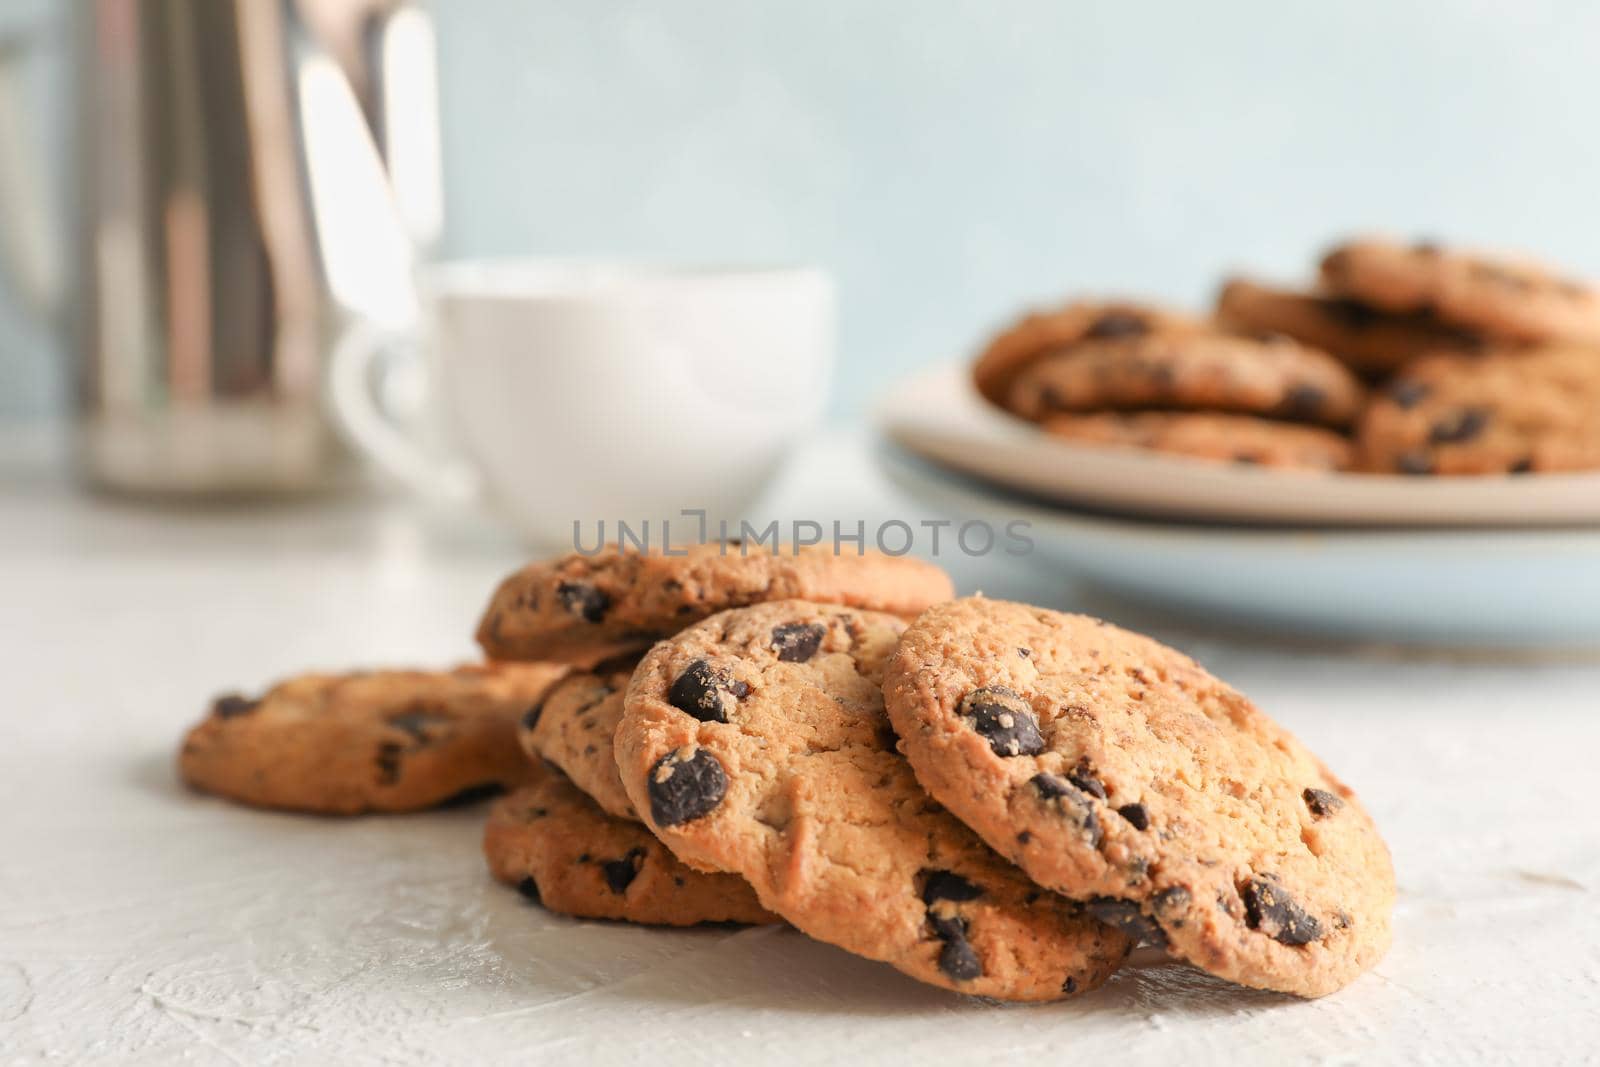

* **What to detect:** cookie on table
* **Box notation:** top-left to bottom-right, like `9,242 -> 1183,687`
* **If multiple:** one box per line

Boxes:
485,765 -> 778,926
883,597 -> 1394,998
615,600 -> 1132,1002
519,654 -> 641,820
1216,277 -> 1486,375
1320,237 -> 1600,347
972,300 -> 1202,407
179,663 -> 569,815
1042,412 -> 1354,471
1006,332 -> 1365,428
477,542 -> 954,663
1357,347 -> 1600,475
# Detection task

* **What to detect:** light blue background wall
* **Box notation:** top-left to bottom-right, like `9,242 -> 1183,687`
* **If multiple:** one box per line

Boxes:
6,0 -> 1600,417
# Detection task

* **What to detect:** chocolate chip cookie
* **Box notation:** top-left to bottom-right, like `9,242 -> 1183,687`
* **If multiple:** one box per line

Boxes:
1357,347 -> 1600,474
485,765 -> 778,926
615,600 -> 1132,1001
1216,277 -> 1486,375
478,543 -> 954,663
1042,412 -> 1354,471
883,598 -> 1394,998
519,654 -> 641,821
972,300 -> 1202,407
179,663 -> 569,814
1320,237 -> 1600,346
1006,332 -> 1365,428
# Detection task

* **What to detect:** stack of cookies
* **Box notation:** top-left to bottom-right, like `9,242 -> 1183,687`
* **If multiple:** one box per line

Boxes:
179,543 -> 1395,1002
980,235 -> 1600,474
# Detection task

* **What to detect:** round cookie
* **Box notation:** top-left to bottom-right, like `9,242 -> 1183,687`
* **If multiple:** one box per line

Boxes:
972,300 -> 1202,407
477,543 -> 954,663
1041,411 -> 1354,471
1356,347 -> 1600,475
883,597 -> 1394,998
519,654 -> 641,820
484,766 -> 778,926
1006,332 -> 1365,428
1320,237 -> 1600,346
615,600 -> 1132,1002
1216,277 -> 1486,375
179,663 -> 569,814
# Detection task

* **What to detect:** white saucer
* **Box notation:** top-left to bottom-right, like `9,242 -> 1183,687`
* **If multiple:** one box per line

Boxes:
876,362 -> 1600,527
877,441 -> 1600,648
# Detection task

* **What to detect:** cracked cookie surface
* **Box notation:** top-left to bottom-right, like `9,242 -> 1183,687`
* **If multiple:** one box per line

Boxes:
1357,347 -> 1600,474
883,597 -> 1394,997
1006,332 -> 1365,428
972,299 -> 1202,408
1042,411 -> 1354,471
519,654 -> 641,820
484,765 -> 778,926
477,543 -> 953,663
615,600 -> 1131,1001
1320,236 -> 1600,346
179,663 -> 568,814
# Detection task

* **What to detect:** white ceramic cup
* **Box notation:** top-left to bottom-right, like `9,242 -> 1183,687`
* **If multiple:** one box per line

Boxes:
331,260 -> 835,547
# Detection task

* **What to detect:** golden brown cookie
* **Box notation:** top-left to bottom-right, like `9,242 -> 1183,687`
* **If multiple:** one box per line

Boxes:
615,600 -> 1132,1002
518,654 -> 641,820
1356,347 -> 1600,474
477,543 -> 953,663
1215,277 -> 1487,375
972,300 -> 1202,407
485,766 -> 778,926
1042,411 -> 1354,471
883,597 -> 1394,998
179,663 -> 568,814
1006,333 -> 1365,428
1320,236 -> 1600,346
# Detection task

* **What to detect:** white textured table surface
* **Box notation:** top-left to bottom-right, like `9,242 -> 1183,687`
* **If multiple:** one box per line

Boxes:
3,428 -> 1598,1066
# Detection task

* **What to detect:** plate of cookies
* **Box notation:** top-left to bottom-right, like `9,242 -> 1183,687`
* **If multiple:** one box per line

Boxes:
179,543 -> 1395,1002
879,236 -> 1600,526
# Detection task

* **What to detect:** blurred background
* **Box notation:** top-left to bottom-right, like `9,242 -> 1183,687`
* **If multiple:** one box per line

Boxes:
6,0 -> 1600,419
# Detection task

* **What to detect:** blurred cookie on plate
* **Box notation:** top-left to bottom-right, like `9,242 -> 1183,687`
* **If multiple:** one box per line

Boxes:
1043,411 -> 1354,471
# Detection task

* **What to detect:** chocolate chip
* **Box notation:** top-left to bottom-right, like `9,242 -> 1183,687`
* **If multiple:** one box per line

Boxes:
1509,456 -> 1535,474
1321,297 -> 1383,330
1388,380 -> 1430,409
1017,647 -> 1031,658
387,708 -> 451,741
1241,875 -> 1324,945
376,741 -> 402,785
1413,239 -> 1441,256
928,914 -> 982,981
959,686 -> 1044,757
1084,897 -> 1166,947
520,704 -> 543,731
1084,310 -> 1150,340
667,659 -> 750,723
601,847 -> 645,894
921,870 -> 984,904
1062,976 -> 1078,994
1151,885 -> 1191,923
1279,384 -> 1328,421
1066,760 -> 1108,800
1303,787 -> 1345,818
211,694 -> 259,719
647,748 -> 727,826
437,782 -> 503,807
1429,407 -> 1490,445
556,580 -> 610,623
1117,803 -> 1150,830
1396,451 -> 1434,476
1029,773 -> 1102,848
516,876 -> 541,902
770,622 -> 826,663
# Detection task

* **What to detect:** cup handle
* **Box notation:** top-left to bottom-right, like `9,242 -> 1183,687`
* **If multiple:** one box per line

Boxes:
328,318 -> 480,501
